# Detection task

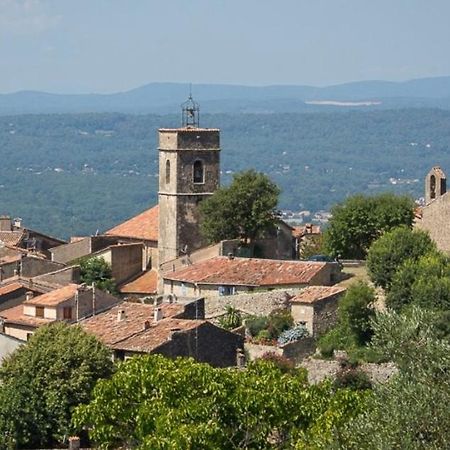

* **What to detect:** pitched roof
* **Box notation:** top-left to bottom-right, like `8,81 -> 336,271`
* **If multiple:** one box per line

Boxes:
105,205 -> 159,242
0,230 -> 25,247
0,282 -> 24,296
24,284 -> 79,306
292,224 -> 321,239
80,301 -> 185,346
119,269 -> 158,294
112,318 -> 205,353
164,257 -> 327,287
290,285 -> 346,304
0,304 -> 54,327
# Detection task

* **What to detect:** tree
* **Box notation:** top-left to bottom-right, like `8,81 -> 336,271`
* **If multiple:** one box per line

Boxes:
200,170 -> 280,243
0,323 -> 113,449
73,355 -> 367,449
332,307 -> 450,449
323,193 -> 414,259
387,251 -> 450,311
367,226 -> 435,290
79,257 -> 116,293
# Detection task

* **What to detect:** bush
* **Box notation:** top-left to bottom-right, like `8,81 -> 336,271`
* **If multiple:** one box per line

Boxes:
258,352 -> 295,374
267,309 -> 294,339
218,306 -> 242,330
246,315 -> 269,337
277,324 -> 309,345
256,329 -> 271,342
333,367 -> 372,391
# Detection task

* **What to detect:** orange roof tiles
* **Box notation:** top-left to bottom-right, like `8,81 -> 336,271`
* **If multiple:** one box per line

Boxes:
0,282 -> 24,296
164,257 -> 327,287
292,224 -> 321,239
80,302 -> 185,346
24,284 -> 79,306
290,286 -> 346,304
0,230 -> 25,247
0,304 -> 53,327
119,269 -> 158,294
112,318 -> 205,353
105,205 -> 159,242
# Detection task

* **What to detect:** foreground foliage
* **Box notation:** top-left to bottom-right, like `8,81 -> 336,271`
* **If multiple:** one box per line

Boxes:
324,193 -> 414,259
0,323 -> 113,449
73,356 -> 367,449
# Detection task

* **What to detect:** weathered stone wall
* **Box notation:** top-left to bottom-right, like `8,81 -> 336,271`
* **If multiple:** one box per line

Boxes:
245,337 -> 316,363
0,257 -> 65,280
416,193 -> 450,253
51,237 -> 92,264
34,266 -> 81,286
154,322 -> 243,368
312,295 -> 340,336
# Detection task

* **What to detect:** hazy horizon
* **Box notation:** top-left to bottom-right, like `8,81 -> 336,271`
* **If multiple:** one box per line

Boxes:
1,0 -> 450,94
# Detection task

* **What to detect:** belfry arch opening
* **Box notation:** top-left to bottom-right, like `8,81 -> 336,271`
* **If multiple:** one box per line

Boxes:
165,159 -> 170,184
430,174 -> 436,200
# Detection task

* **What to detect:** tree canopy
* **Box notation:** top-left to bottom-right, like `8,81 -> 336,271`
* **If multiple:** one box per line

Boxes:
200,169 -> 281,243
323,193 -> 415,259
0,323 -> 113,449
73,355 -> 367,449
366,226 -> 435,290
79,257 -> 116,293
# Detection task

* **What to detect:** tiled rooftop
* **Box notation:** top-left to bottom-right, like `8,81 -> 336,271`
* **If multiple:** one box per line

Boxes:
24,284 -> 79,306
292,224 -> 321,239
80,301 -> 185,346
112,318 -> 205,353
0,282 -> 24,296
164,256 -> 327,287
119,269 -> 158,294
105,205 -> 159,242
0,230 -> 25,247
290,286 -> 346,304
0,304 -> 53,327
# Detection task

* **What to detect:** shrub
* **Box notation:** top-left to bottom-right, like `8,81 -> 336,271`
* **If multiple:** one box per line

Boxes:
277,324 -> 309,345
258,352 -> 295,374
218,306 -> 242,330
246,315 -> 269,337
333,367 -> 372,391
267,308 -> 294,339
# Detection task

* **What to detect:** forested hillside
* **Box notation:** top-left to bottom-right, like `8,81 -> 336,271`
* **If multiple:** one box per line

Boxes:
1,108 -> 450,239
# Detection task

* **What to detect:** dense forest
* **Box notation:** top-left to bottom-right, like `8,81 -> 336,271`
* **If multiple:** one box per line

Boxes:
1,108 -> 450,239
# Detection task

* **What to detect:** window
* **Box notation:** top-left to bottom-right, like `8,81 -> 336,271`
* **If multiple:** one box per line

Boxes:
193,160 -> 204,184
219,286 -> 235,296
35,306 -> 44,318
430,174 -> 436,199
63,307 -> 73,320
165,159 -> 170,184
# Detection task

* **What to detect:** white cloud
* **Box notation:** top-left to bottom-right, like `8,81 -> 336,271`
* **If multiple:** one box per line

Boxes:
0,0 -> 61,35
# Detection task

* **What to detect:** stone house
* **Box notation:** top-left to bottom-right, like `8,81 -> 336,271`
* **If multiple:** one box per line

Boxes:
0,284 -> 120,341
80,299 -> 244,367
289,285 -> 346,337
163,256 -> 341,298
415,166 -> 450,253
292,224 -> 322,259
118,269 -> 158,298
0,215 -> 65,258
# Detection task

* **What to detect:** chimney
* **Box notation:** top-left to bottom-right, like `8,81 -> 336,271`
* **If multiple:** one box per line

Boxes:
236,349 -> 246,368
0,216 -> 12,232
228,252 -> 235,260
154,307 -> 163,322
13,217 -> 22,228
143,320 -> 151,330
170,327 -> 181,338
68,436 -> 80,450
117,309 -> 126,322
25,291 -> 34,301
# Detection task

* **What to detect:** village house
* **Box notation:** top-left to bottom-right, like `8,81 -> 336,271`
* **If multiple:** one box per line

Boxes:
0,283 -> 120,341
162,256 -> 341,298
80,298 -> 244,367
289,285 -> 346,337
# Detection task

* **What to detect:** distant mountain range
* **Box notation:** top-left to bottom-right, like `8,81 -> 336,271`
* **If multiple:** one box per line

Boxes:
1,76 -> 450,115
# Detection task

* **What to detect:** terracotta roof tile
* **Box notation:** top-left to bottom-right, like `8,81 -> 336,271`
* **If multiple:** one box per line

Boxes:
80,301 -> 185,346
112,318 -> 205,353
24,284 -> 79,306
105,205 -> 159,242
292,224 -> 321,239
119,269 -> 158,294
164,257 -> 327,287
0,304 -> 54,327
0,230 -> 25,247
290,286 -> 346,304
0,282 -> 24,296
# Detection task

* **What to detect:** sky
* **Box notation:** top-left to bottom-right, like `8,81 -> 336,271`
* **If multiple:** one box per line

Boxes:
0,0 -> 449,94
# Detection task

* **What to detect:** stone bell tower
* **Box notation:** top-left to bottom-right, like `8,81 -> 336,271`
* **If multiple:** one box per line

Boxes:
158,95 -> 220,268
425,166 -> 447,204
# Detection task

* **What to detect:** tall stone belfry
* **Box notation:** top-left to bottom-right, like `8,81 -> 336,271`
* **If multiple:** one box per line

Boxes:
158,95 -> 220,268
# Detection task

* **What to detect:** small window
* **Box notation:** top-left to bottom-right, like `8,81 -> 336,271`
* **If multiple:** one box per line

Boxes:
430,174 -> 436,199
26,333 -> 33,341
193,160 -> 204,184
165,159 -> 170,184
35,306 -> 44,318
63,307 -> 73,320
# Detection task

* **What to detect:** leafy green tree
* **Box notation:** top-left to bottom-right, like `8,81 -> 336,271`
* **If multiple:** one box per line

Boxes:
79,257 -> 116,293
73,355 -> 367,450
0,323 -> 113,449
200,169 -> 280,243
367,226 -> 436,290
218,305 -> 242,330
332,307 -> 450,449
387,251 -> 450,311
323,193 -> 414,259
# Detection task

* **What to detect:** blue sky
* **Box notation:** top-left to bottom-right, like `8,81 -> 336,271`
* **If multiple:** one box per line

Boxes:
1,0 -> 449,93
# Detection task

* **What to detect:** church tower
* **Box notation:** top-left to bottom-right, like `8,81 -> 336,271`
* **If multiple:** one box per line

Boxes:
158,95 -> 220,268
